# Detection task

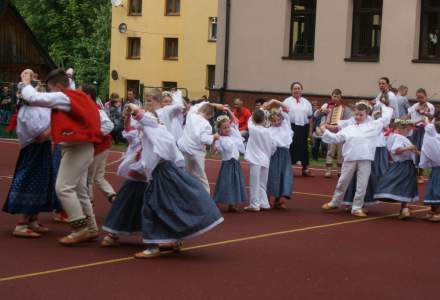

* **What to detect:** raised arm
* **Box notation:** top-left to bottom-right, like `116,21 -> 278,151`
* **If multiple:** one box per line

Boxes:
21,85 -> 70,111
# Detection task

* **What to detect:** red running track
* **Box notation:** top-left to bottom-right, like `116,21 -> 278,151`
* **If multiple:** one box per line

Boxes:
0,138 -> 438,300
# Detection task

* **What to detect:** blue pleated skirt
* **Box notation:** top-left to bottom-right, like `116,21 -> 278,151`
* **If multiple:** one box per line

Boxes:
268,147 -> 293,198
343,147 -> 389,206
213,158 -> 247,205
102,180 -> 148,235
424,167 -> 440,205
3,141 -> 57,214
142,161 -> 224,244
374,160 -> 419,203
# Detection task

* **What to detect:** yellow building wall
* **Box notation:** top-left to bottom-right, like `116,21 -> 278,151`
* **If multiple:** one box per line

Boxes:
109,0 -> 217,100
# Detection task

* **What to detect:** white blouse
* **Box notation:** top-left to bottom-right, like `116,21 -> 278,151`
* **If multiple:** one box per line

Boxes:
408,102 -> 435,124
177,113 -> 213,157
322,115 -> 391,162
386,133 -> 416,163
16,105 -> 51,148
134,112 -> 184,181
374,105 -> 393,148
117,120 -> 143,181
375,91 -> 398,119
215,123 -> 245,161
268,111 -> 294,149
156,91 -> 185,141
420,124 -> 440,168
99,109 -> 114,135
245,119 -> 276,168
283,96 -> 313,126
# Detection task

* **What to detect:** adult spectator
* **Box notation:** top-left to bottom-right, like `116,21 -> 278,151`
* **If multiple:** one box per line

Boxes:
232,98 -> 252,139
125,89 -> 141,107
395,85 -> 410,119
106,93 -> 124,144
375,77 -> 398,119
66,68 -> 76,90
254,98 -> 267,111
283,82 -> 314,177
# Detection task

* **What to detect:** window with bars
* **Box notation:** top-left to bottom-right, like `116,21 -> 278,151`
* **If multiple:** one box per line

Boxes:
165,0 -> 180,16
419,0 -> 440,60
206,65 -> 216,89
350,0 -> 383,60
209,17 -> 218,41
164,38 -> 179,60
288,0 -> 316,59
127,37 -> 141,59
129,0 -> 142,16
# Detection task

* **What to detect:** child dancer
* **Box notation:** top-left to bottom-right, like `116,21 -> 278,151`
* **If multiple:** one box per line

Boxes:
81,84 -> 116,204
19,69 -> 102,245
101,109 -> 148,246
419,118 -> 440,221
3,95 -> 56,237
374,119 -> 419,219
244,109 -> 276,212
212,109 -> 247,212
127,104 -> 223,258
177,101 -> 224,192
321,102 -> 392,217
407,88 -> 436,183
265,100 -> 293,209
155,89 -> 185,141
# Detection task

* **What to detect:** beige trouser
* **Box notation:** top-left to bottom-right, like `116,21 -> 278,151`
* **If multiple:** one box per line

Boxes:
329,160 -> 371,212
326,144 -> 343,166
56,142 -> 96,227
183,153 -> 210,193
87,149 -> 115,202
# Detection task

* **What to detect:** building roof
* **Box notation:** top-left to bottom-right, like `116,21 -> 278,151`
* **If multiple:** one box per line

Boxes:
0,0 -> 56,69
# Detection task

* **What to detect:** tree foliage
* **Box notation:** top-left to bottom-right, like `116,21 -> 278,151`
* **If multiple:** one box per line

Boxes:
12,0 -> 111,97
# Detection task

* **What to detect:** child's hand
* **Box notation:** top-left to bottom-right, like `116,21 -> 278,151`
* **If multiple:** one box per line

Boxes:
213,133 -> 220,141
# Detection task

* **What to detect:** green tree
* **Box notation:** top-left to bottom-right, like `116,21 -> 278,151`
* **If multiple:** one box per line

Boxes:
12,0 -> 111,97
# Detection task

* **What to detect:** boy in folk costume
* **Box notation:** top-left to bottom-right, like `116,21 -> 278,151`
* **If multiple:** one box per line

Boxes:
19,69 -> 102,245
314,89 -> 352,178
320,102 -> 392,217
81,84 -> 116,204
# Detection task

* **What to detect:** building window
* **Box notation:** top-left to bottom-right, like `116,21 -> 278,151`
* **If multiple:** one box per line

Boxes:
350,0 -> 383,60
162,81 -> 178,91
164,38 -> 179,60
127,37 -> 141,59
209,17 -> 218,41
288,0 -> 316,59
207,65 -> 216,89
165,0 -> 180,16
129,0 -> 142,16
419,0 -> 440,60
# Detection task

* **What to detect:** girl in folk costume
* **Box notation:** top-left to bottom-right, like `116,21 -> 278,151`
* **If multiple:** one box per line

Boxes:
155,89 -> 185,141
321,103 -> 392,217
314,89 -> 352,178
419,118 -> 440,222
374,119 -> 419,219
101,110 -> 148,247
177,101 -> 224,193
3,91 -> 57,237
407,88 -> 436,184
19,69 -> 102,245
81,84 -> 116,205
127,104 -> 223,258
283,82 -> 314,177
244,109 -> 276,212
265,100 -> 294,209
212,110 -> 247,212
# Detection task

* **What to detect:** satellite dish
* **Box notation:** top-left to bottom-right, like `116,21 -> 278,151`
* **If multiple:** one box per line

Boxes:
111,0 -> 123,7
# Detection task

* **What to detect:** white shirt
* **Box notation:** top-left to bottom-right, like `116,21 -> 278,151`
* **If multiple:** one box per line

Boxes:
99,109 -> 114,135
373,105 -> 394,147
283,96 -> 313,126
338,116 -> 373,130
322,116 -> 391,162
178,113 -> 213,157
156,93 -> 184,141
69,78 -> 76,90
420,124 -> 440,168
245,119 -> 276,168
21,85 -> 71,111
268,112 -> 293,149
386,133 -> 416,163
215,123 -> 245,161
375,91 -> 398,119
135,112 -> 184,181
117,120 -> 143,181
408,102 -> 435,124
16,105 -> 51,148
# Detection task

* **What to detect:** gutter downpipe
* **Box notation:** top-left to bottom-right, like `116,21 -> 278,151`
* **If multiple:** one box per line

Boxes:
220,0 -> 231,104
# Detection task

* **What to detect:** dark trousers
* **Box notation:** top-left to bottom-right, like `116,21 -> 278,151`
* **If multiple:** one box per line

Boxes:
289,124 -> 310,169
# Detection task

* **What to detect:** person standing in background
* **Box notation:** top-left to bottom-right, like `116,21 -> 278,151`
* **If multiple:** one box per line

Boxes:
66,68 -> 76,90
395,85 -> 410,119
232,98 -> 252,140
